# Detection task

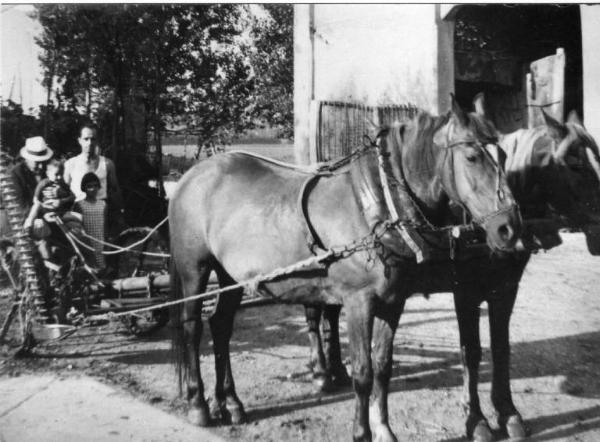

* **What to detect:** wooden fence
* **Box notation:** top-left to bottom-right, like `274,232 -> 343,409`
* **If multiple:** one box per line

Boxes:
310,100 -> 419,162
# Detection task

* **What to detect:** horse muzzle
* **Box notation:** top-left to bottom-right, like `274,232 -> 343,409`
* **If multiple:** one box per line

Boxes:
479,204 -> 523,252
583,224 -> 600,256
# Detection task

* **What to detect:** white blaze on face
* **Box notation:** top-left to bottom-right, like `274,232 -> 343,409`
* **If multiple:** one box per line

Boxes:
485,143 -> 500,165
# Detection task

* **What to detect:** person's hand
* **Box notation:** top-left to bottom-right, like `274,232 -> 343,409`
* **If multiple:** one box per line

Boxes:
42,186 -> 59,199
41,199 -> 60,210
31,218 -> 50,239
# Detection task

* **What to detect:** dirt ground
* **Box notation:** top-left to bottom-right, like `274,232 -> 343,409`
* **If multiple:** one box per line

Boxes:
1,232 -> 600,442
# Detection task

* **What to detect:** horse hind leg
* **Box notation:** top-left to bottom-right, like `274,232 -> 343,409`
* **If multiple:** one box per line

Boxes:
208,264 -> 246,425
177,262 -> 212,426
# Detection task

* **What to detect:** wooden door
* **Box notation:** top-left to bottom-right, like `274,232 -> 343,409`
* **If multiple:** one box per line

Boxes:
526,48 -> 565,127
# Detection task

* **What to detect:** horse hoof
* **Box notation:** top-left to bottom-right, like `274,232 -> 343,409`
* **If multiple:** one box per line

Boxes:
332,369 -> 352,387
208,397 -> 221,420
372,425 -> 398,442
188,407 -> 211,427
313,374 -> 334,392
467,418 -> 493,442
225,405 -> 247,425
501,414 -> 528,439
472,422 -> 493,442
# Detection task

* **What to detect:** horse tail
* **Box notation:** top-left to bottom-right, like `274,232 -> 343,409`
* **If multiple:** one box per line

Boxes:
170,255 -> 187,395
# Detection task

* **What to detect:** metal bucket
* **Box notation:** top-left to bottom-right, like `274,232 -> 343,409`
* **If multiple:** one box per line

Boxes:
34,324 -> 76,340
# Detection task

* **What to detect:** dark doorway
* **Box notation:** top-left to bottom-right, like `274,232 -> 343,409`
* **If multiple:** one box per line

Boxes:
453,4 -> 582,132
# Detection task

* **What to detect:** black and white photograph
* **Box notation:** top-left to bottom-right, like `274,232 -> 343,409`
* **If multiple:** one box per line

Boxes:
1,3 -> 600,441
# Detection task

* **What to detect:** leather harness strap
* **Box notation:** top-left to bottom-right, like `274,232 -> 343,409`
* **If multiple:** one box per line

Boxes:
298,173 -> 329,253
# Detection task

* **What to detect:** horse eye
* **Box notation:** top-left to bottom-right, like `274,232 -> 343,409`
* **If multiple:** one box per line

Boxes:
465,149 -> 480,163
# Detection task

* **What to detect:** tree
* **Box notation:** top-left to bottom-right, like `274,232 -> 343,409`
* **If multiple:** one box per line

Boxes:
0,100 -> 84,158
33,4 -> 255,154
32,3 -> 295,172
247,4 -> 294,139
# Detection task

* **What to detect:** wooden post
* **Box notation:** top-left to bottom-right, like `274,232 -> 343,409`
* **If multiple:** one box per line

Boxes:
527,48 -> 565,127
294,5 -> 315,165
436,4 -> 455,115
308,100 -> 321,163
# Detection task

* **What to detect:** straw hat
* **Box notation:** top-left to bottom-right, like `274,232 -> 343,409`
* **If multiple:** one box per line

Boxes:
20,136 -> 53,162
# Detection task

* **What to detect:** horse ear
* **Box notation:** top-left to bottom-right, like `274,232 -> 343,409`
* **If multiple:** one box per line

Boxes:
567,110 -> 583,126
364,117 -> 380,138
541,109 -> 568,140
473,92 -> 486,116
450,93 -> 469,126
398,124 -> 406,141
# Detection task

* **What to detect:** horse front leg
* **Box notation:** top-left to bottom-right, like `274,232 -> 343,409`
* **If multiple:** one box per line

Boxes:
370,301 -> 402,442
304,304 -> 331,391
323,304 -> 352,387
488,286 -> 527,439
346,292 -> 375,442
453,287 -> 493,442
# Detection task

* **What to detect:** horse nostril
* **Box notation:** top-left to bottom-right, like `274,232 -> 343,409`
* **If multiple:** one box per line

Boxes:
497,224 -> 513,242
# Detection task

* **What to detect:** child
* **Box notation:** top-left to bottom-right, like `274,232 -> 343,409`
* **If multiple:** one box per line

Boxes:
74,172 -> 106,270
23,158 -> 75,260
23,158 -> 75,228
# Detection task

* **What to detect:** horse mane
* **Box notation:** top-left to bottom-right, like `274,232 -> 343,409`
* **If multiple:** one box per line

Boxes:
465,111 -> 499,143
567,122 -> 600,158
382,109 -> 501,175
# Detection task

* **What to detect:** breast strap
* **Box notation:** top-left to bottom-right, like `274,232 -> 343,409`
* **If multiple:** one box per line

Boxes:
298,172 -> 330,254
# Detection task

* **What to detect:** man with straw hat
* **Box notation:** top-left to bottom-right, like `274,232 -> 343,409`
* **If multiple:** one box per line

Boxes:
10,136 -> 54,236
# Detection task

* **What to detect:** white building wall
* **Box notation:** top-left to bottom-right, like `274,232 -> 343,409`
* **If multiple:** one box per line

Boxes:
312,4 -> 440,111
581,5 -> 600,143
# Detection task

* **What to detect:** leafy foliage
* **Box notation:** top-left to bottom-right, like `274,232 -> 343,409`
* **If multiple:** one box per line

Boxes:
0,100 -> 85,158
26,4 -> 293,159
247,4 -> 294,139
33,5 -> 251,150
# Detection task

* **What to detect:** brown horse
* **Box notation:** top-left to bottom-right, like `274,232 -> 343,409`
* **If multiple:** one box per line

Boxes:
304,100 -> 600,441
168,97 -> 522,442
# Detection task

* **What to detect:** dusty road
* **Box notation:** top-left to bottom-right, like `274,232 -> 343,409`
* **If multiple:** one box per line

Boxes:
1,232 -> 600,441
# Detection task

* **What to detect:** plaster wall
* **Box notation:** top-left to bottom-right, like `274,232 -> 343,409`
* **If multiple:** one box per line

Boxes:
312,5 -> 440,112
581,5 -> 600,143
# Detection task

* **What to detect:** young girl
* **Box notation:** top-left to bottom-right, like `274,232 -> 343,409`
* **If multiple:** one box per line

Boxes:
74,172 -> 106,270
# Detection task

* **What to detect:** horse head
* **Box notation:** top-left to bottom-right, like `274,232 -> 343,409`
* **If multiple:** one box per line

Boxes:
541,110 -> 600,254
395,95 -> 522,252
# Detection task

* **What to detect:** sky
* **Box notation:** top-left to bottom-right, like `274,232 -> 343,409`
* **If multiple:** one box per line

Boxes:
1,4 -> 46,113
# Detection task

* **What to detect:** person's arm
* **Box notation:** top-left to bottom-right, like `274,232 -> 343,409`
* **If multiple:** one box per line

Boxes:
57,183 -> 76,209
63,159 -> 72,187
72,201 -> 82,214
33,179 -> 48,203
106,159 -> 124,211
23,200 -> 41,229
